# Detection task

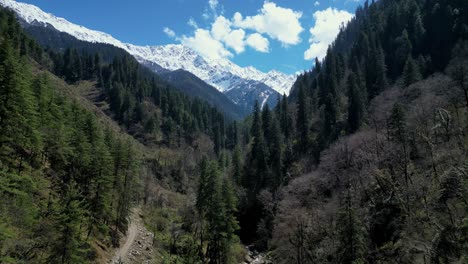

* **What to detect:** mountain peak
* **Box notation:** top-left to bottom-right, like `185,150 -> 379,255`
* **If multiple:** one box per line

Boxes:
1,0 -> 295,96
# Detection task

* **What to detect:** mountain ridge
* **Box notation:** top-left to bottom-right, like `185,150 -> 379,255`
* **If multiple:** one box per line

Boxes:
0,0 -> 295,105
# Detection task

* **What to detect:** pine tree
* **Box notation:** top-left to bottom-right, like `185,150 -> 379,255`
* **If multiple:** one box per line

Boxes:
246,100 -> 268,193
196,157 -> 210,216
222,177 -> 239,241
410,8 -> 425,53
315,57 -> 322,73
86,126 -> 113,238
318,57 -> 340,149
0,40 -> 38,170
393,29 -> 412,78
205,162 -> 225,264
403,55 -> 421,87
280,94 -> 291,141
231,145 -> 243,185
221,176 -> 240,263
262,104 -> 272,146
367,41 -> 387,99
337,191 -> 366,264
347,72 -> 366,133
297,85 -> 310,152
49,182 -> 87,264
269,116 -> 283,190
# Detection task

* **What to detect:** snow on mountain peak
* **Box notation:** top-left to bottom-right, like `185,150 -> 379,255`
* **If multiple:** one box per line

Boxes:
0,0 -> 295,95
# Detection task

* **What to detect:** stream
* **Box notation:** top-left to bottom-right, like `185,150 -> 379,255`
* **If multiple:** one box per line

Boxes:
242,245 -> 269,264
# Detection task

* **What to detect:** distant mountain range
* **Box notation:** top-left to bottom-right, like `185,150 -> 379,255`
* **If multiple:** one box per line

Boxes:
0,0 -> 296,114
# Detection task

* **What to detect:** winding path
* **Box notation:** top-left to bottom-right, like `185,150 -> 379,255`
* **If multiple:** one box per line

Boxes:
110,207 -> 154,264
111,213 -> 139,263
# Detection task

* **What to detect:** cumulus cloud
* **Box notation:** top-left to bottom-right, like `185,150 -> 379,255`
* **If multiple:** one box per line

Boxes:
211,16 -> 249,54
246,33 -> 269,53
163,27 -> 175,38
233,2 -> 303,46
211,16 -> 231,40
314,1 -> 320,6
223,29 -> 246,54
181,28 -> 233,60
181,1 -> 306,60
304,8 -> 353,60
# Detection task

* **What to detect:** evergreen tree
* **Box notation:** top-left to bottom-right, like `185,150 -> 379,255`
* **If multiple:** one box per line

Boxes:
0,40 -> 38,170
205,162 -> 225,264
269,116 -> 283,189
49,182 -> 87,264
410,7 -> 425,53
393,29 -> 412,78
347,72 -> 367,133
297,85 -> 310,152
403,55 -> 421,87
231,145 -> 243,185
367,41 -> 387,99
262,104 -> 272,146
337,192 -> 366,264
280,94 -> 291,141
245,100 -> 268,193
222,177 -> 239,241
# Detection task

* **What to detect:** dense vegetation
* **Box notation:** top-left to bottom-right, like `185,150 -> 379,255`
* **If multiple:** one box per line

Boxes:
0,8 -> 139,262
228,0 -> 468,263
0,6 -> 242,263
1,0 -> 468,263
46,47 -> 232,150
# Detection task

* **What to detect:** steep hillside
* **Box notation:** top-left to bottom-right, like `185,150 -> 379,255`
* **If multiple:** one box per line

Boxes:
1,0 -> 467,263
159,69 -> 247,119
0,5 -> 243,263
20,22 -> 248,120
230,0 -> 468,263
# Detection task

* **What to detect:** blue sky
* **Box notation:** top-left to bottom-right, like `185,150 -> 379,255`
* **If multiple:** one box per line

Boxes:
19,0 -> 362,74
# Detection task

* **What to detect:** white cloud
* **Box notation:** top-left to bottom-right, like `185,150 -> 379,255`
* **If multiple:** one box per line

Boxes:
304,8 -> 353,60
209,0 -> 218,10
246,33 -> 269,53
204,0 -> 219,20
163,27 -> 175,38
188,18 -> 198,28
181,28 -> 233,60
211,16 -> 231,40
233,2 -> 303,46
181,2 -> 306,60
314,1 -> 320,6
224,29 -> 246,54
211,16 -> 246,54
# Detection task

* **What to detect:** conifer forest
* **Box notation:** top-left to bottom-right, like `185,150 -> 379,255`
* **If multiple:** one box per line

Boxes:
0,0 -> 467,263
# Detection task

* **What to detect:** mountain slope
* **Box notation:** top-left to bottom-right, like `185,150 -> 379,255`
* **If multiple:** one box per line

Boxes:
230,0 -> 468,262
0,0 -> 295,110
159,69 -> 247,119
20,21 -> 248,119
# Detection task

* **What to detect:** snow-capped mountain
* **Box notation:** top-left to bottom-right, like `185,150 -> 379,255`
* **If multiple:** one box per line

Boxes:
0,0 -> 295,99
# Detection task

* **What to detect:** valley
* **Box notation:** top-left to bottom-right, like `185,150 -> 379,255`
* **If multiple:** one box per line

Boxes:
0,0 -> 467,263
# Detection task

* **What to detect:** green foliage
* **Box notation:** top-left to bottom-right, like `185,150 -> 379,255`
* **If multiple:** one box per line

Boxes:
403,55 -> 422,87
297,85 -> 310,152
196,159 -> 240,264
347,72 -> 367,133
0,7 -> 141,261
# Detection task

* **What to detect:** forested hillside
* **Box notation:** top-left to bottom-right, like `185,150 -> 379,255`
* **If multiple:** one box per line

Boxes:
0,5 -> 243,263
1,0 -> 468,263
227,0 -> 468,263
0,7 -> 140,262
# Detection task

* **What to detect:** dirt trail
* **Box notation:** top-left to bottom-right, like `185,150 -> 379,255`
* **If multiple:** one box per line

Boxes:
109,208 -> 154,264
